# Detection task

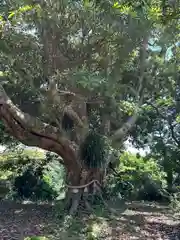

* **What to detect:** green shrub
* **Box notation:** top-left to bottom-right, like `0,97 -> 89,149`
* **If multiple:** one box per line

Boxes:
0,149 -> 45,174
0,148 -> 45,162
106,152 -> 167,201
13,164 -> 43,199
2,150 -> 66,201
41,159 -> 66,200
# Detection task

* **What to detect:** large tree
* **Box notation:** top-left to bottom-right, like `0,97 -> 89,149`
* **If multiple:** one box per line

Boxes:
0,0 -> 178,213
130,16 -> 180,192
131,49 -> 180,192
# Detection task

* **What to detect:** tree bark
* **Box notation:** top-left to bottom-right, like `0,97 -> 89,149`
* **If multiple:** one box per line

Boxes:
65,167 -> 105,215
0,84 -> 79,171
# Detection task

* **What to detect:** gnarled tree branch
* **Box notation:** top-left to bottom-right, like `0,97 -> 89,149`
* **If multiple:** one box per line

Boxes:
0,84 -> 79,169
110,36 -> 148,143
145,101 -> 180,147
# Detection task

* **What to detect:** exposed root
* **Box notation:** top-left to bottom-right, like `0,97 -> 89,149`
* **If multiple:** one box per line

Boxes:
95,184 -> 119,215
65,179 -> 117,215
69,199 -> 80,215
85,201 -> 93,212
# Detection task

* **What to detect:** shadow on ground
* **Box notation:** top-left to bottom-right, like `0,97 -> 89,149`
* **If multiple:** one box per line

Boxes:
0,200 -> 179,240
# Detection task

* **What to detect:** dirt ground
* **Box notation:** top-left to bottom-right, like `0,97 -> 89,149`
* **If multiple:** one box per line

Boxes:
0,200 -> 179,240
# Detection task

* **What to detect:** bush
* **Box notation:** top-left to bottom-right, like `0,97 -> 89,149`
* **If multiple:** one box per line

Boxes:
2,150 -> 66,201
0,149 -> 45,173
13,164 -> 43,199
41,158 -> 66,200
106,152 -> 167,201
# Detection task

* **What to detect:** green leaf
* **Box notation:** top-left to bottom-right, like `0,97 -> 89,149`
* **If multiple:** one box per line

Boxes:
8,4 -> 38,19
0,15 -> 4,21
19,5 -> 34,12
112,2 -> 137,17
8,11 -> 16,19
148,6 -> 162,21
176,115 -> 180,123
113,2 -> 119,8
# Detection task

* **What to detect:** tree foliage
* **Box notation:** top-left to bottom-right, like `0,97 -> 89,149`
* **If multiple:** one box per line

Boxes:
0,0 -> 153,166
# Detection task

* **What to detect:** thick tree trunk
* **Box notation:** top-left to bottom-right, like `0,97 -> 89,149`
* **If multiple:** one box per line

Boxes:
166,169 -> 173,193
163,155 -> 173,193
64,164 -> 105,215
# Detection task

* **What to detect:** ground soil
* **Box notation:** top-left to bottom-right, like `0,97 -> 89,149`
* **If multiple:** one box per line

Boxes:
0,200 -> 179,240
